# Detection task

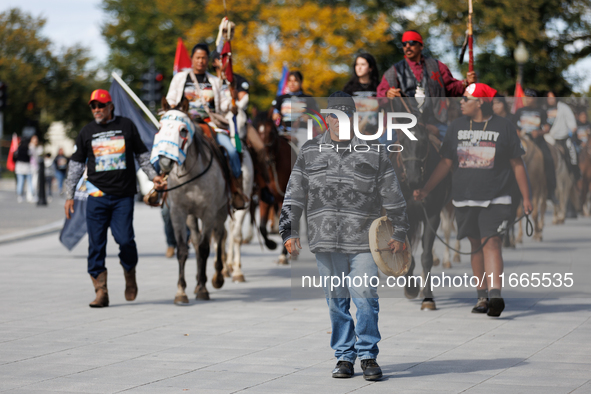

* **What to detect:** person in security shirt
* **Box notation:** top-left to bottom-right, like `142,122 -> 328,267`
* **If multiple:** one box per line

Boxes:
413,83 -> 532,318
64,89 -> 166,309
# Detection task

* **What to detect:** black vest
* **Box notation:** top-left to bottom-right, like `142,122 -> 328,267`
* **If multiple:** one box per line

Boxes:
383,57 -> 448,124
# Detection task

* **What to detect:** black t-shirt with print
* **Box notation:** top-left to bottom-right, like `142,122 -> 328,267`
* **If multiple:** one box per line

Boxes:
514,106 -> 547,134
71,116 -> 148,197
440,115 -> 524,202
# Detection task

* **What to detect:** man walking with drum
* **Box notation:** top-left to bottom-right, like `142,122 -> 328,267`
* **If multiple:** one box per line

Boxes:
279,92 -> 409,380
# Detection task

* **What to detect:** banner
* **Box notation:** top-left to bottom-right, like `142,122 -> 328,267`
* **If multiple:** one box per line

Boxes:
59,178 -> 88,251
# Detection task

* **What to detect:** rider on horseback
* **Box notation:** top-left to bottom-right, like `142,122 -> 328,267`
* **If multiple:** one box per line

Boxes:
514,89 -> 557,201
166,43 -> 246,208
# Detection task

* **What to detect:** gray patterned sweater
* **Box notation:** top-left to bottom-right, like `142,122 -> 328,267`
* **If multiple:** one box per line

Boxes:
279,132 -> 409,254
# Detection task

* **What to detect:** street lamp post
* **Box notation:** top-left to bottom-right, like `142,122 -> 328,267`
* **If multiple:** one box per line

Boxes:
514,41 -> 529,86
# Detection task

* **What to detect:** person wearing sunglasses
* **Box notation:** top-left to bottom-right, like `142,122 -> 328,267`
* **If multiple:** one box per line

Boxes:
413,83 -> 532,317
377,30 -> 477,141
63,89 -> 166,308
280,92 -> 409,381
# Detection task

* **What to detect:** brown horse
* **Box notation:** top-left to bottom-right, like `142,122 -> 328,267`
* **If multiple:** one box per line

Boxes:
252,111 -> 297,264
516,136 -> 546,243
390,127 -> 452,311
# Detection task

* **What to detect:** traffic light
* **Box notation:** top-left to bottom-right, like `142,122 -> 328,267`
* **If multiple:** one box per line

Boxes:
0,81 -> 7,110
141,59 -> 163,112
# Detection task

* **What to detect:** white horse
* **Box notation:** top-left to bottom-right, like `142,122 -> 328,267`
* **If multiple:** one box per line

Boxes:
224,148 -> 255,282
153,100 -> 228,303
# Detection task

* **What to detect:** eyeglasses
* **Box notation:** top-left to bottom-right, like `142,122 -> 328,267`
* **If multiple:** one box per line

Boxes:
89,102 -> 108,110
327,111 -> 354,119
402,41 -> 421,47
460,96 -> 480,102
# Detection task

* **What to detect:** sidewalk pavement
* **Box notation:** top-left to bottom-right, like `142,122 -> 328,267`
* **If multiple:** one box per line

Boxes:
0,203 -> 590,393
0,178 -> 65,241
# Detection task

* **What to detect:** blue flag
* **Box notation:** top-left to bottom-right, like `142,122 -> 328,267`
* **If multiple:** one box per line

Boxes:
109,79 -> 158,151
59,178 -> 88,251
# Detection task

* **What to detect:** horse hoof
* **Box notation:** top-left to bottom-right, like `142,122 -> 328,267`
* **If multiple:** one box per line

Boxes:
404,285 -> 420,299
433,257 -> 440,267
277,255 -> 289,265
265,239 -> 278,250
174,295 -> 189,305
232,274 -> 246,282
421,299 -> 436,310
212,273 -> 224,289
222,268 -> 231,278
453,255 -> 461,263
194,285 -> 210,300
442,261 -> 452,269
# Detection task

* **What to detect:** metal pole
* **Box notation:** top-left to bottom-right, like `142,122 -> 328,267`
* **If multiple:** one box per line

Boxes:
110,72 -> 160,128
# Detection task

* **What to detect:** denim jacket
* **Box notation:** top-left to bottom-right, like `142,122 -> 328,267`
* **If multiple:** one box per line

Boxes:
279,131 -> 409,254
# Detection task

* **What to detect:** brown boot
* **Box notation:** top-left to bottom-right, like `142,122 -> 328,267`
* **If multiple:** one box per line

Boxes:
230,175 -> 249,210
122,265 -> 138,301
165,246 -> 175,258
89,270 -> 109,308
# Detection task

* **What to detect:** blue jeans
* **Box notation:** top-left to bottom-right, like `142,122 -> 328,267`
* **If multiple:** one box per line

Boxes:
55,170 -> 66,193
86,195 -> 137,278
161,203 -> 177,247
315,252 -> 381,363
216,132 -> 241,178
16,173 -> 34,198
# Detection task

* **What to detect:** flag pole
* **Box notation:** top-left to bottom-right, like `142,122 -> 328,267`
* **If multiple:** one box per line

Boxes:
110,72 -> 160,128
468,0 -> 474,73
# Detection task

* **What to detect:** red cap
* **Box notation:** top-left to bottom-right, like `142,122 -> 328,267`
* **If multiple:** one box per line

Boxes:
465,83 -> 497,102
88,89 -> 112,104
402,31 -> 423,44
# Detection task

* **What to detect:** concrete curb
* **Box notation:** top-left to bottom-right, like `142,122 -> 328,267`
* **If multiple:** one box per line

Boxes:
0,219 -> 63,245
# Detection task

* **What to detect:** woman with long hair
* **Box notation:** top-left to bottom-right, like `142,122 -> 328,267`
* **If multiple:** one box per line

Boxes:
343,53 -> 380,136
343,53 -> 380,96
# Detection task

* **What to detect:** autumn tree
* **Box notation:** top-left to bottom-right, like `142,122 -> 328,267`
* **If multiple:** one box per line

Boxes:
102,0 -> 396,109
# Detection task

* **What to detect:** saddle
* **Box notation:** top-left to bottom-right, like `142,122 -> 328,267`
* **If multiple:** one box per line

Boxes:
198,123 -> 249,209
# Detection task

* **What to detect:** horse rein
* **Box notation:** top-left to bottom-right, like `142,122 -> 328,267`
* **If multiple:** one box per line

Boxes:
419,202 -> 534,255
161,143 -> 215,192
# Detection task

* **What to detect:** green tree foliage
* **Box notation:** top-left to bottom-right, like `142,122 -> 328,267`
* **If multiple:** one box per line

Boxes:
0,8 -> 97,140
425,0 -> 591,94
101,0 -> 202,94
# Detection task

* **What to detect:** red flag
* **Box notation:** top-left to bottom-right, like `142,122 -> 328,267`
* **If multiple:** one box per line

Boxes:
173,38 -> 192,75
511,82 -> 525,114
6,133 -> 19,172
221,41 -> 234,84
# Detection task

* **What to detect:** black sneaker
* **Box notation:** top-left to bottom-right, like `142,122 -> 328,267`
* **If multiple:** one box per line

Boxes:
332,361 -> 354,378
360,359 -> 383,381
487,297 -> 505,317
471,297 -> 489,314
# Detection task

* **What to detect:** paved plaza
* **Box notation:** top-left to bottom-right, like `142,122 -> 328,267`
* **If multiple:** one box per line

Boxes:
1,199 -> 591,393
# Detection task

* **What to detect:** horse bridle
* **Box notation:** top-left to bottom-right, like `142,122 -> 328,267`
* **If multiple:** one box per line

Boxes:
399,140 -> 430,184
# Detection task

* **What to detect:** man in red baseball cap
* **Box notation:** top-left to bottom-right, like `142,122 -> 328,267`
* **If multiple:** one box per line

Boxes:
413,83 -> 533,317
377,30 -> 478,140
64,89 -> 166,308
